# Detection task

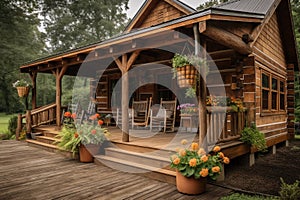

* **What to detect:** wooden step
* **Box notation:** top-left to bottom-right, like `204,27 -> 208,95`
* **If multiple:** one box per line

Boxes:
105,147 -> 173,170
111,141 -> 174,158
43,131 -> 59,138
94,155 -> 176,185
26,139 -> 77,159
35,135 -> 60,145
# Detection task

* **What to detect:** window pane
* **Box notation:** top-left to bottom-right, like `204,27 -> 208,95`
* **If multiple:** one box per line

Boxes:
272,78 -> 277,90
262,89 -> 269,110
262,74 -> 269,88
272,92 -> 277,110
280,81 -> 284,92
280,94 -> 285,110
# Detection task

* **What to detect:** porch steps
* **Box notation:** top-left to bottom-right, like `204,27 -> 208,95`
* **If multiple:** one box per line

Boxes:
26,125 -> 75,159
94,147 -> 176,184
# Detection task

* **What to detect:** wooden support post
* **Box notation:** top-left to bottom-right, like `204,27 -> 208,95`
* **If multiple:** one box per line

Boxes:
194,24 -> 207,148
272,145 -> 276,155
249,153 -> 255,167
54,66 -> 68,127
29,72 -> 37,109
16,114 -> 22,141
114,51 -> 140,142
26,110 -> 32,134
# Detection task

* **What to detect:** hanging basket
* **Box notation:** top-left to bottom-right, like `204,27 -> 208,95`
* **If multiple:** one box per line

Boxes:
16,86 -> 30,97
176,65 -> 197,88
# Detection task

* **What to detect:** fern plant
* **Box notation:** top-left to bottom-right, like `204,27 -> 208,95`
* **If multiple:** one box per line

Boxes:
240,124 -> 267,152
279,178 -> 300,200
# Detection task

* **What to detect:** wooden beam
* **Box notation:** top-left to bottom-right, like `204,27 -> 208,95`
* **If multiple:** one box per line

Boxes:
55,66 -> 68,126
114,51 -> 140,142
29,72 -> 37,109
201,24 -> 252,55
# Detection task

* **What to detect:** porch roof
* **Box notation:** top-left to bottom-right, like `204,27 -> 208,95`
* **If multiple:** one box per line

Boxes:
20,5 -> 265,72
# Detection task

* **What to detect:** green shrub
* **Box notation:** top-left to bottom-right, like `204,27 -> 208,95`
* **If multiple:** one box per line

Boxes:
279,178 -> 300,200
240,124 -> 267,152
221,193 -> 278,200
7,116 -> 18,139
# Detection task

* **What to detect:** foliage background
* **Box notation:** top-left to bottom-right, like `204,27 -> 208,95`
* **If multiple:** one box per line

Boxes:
0,0 -> 299,122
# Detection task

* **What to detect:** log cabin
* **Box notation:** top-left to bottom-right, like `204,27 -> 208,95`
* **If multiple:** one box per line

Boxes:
17,0 -> 298,182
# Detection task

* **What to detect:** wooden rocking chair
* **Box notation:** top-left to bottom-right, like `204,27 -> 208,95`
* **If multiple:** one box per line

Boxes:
150,98 -> 177,132
131,97 -> 152,129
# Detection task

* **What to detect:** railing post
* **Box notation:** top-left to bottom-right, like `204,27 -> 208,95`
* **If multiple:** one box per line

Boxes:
16,114 -> 22,141
26,110 -> 32,138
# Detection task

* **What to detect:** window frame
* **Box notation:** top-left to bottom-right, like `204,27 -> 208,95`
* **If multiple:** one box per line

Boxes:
261,71 -> 286,114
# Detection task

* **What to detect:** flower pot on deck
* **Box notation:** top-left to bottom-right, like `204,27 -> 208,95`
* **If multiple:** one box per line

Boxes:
79,144 -> 94,163
176,171 -> 207,195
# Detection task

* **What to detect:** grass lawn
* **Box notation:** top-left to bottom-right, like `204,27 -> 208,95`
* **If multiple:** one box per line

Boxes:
0,113 -> 15,133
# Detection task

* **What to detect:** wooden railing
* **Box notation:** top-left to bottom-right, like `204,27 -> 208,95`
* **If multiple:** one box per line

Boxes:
206,107 -> 246,145
16,103 -> 57,140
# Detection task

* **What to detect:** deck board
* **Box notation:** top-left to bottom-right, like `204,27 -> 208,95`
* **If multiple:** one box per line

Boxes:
0,140 -> 232,199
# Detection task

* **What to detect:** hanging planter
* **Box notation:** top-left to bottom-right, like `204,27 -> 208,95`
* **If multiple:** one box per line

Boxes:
16,86 -> 30,97
172,54 -> 199,88
13,79 -> 31,97
176,64 -> 197,88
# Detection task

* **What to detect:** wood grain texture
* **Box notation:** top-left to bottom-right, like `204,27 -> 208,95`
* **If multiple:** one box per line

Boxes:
0,140 -> 232,200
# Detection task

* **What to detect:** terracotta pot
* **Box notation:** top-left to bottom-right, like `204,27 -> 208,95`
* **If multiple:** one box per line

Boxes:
176,171 -> 207,195
16,86 -> 30,97
79,144 -> 94,163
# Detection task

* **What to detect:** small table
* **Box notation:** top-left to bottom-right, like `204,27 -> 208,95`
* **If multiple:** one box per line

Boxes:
179,114 -> 198,133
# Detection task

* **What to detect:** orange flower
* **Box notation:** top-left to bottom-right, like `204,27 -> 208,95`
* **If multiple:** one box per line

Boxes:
179,149 -> 186,157
173,158 -> 180,165
71,113 -> 77,119
181,139 -> 188,145
212,166 -> 220,173
223,157 -> 230,164
189,158 -> 197,167
191,142 -> 199,151
200,155 -> 208,162
197,148 -> 206,156
95,113 -> 100,118
74,133 -> 79,138
175,147 -> 180,152
98,120 -> 104,126
171,155 -> 178,161
199,168 -> 209,177
213,146 -> 221,152
218,152 -> 224,159
64,112 -> 71,117
91,129 -> 97,134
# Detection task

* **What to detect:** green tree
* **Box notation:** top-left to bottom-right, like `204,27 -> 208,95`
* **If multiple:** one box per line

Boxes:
0,0 -> 45,113
197,0 -> 229,10
40,0 -> 129,53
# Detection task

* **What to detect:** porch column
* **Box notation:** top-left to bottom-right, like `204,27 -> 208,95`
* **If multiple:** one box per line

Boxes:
194,24 -> 207,148
115,51 -> 140,142
53,66 -> 68,126
29,72 -> 37,109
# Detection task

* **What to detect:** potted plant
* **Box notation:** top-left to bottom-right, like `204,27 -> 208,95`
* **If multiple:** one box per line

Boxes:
170,140 -> 230,194
171,54 -> 197,88
12,79 -> 31,97
56,112 -> 109,162
177,103 -> 198,115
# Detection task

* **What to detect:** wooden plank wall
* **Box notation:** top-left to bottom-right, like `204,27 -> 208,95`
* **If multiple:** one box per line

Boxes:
139,1 -> 185,29
253,12 -> 288,142
287,64 -> 295,138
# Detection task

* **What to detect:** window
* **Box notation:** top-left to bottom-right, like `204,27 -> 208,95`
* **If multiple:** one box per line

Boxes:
261,72 -> 285,112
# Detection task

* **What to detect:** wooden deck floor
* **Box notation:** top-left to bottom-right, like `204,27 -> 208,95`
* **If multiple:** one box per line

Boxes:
0,140 -> 232,200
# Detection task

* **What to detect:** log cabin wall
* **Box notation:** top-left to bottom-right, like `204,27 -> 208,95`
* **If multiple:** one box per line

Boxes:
252,12 -> 289,142
137,1 -> 186,29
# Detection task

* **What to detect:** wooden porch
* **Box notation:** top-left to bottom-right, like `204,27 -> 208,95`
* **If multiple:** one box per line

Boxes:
0,140 -> 232,199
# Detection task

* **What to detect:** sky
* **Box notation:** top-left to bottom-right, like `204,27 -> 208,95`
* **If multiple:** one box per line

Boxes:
127,0 -> 207,18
